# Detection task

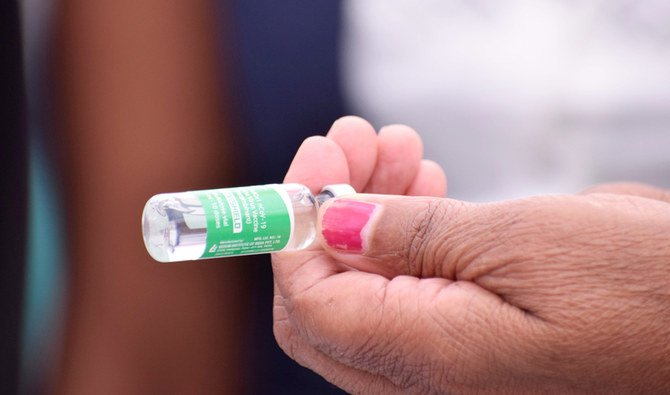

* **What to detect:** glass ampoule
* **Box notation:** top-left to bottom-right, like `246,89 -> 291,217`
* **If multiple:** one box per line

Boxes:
142,183 -> 355,262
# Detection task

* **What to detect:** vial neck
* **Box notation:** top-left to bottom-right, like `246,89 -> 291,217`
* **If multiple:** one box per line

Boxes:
315,190 -> 335,207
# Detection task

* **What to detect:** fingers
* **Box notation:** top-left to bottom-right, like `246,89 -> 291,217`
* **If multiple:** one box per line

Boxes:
326,116 -> 378,193
287,118 -> 437,198
284,136 -> 350,194
581,182 -> 670,204
364,124 -> 424,195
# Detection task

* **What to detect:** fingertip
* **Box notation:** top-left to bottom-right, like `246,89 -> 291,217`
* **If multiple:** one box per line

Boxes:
300,135 -> 331,149
366,124 -> 424,194
378,124 -> 424,157
316,196 -> 397,278
328,115 -> 376,134
284,136 -> 350,194
319,198 -> 380,254
406,159 -> 448,197
317,194 -> 438,278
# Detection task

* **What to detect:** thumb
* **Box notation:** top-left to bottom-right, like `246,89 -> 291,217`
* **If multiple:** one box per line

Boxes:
317,194 -> 474,279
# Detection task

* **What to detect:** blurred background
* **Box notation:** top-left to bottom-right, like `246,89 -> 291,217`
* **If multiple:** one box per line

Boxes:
5,0 -> 670,394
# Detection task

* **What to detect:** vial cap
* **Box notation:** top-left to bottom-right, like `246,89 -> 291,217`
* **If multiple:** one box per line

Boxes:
320,184 -> 356,198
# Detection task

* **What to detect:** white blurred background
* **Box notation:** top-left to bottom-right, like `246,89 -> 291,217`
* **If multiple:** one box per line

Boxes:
344,0 -> 670,201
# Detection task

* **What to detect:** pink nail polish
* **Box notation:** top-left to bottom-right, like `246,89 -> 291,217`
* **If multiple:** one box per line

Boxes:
321,199 -> 377,252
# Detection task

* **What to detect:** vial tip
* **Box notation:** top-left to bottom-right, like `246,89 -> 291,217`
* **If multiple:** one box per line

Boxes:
142,198 -> 171,263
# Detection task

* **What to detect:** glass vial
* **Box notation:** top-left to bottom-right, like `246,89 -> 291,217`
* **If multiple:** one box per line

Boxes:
142,183 -> 355,262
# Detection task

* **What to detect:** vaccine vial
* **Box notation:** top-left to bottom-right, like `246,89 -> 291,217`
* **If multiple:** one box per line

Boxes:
142,183 -> 355,262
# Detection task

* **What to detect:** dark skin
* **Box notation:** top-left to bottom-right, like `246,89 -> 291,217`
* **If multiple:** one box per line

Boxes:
52,1 -> 246,393
274,116 -> 670,394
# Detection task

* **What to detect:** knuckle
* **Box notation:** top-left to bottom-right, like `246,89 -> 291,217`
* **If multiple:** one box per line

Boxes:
405,199 -> 458,277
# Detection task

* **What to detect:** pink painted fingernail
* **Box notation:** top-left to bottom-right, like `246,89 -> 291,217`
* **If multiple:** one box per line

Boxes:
321,199 -> 378,252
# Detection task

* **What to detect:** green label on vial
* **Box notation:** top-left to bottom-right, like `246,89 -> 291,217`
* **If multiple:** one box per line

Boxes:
195,185 -> 292,258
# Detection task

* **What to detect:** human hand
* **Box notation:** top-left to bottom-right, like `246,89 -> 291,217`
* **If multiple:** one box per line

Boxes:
272,117 -> 670,394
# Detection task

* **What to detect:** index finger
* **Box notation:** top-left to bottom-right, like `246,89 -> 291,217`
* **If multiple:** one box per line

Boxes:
283,136 -> 350,194
325,116 -> 378,192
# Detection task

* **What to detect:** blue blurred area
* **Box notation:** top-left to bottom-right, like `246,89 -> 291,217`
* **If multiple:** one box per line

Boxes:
228,0 -> 348,184
225,1 -> 348,393
21,136 -> 65,395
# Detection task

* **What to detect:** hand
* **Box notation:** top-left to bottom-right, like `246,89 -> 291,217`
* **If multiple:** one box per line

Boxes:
272,117 -> 670,394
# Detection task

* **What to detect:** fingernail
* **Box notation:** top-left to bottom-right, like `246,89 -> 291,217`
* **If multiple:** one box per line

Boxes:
321,199 -> 378,252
